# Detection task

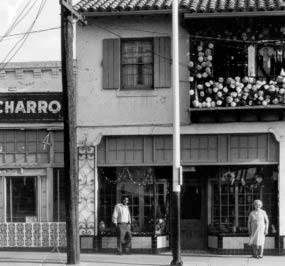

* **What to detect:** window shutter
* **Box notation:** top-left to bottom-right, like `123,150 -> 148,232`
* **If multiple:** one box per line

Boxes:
103,38 -> 120,90
154,37 -> 171,88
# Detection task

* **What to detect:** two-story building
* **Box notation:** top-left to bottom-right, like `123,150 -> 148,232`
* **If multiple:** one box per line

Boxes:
74,0 -> 285,255
0,62 -> 66,249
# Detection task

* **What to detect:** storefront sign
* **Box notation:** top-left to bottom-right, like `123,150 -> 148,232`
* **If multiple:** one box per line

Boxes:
0,93 -> 63,122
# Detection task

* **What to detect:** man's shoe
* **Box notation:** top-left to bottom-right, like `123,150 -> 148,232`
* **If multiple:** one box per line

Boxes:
117,251 -> 122,255
125,248 -> 131,254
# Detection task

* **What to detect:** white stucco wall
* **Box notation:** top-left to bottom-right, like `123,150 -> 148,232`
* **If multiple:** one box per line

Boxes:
0,61 -> 62,93
76,15 -> 190,128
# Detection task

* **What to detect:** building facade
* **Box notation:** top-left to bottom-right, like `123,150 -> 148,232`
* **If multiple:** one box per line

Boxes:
0,62 -> 66,249
74,0 -> 285,254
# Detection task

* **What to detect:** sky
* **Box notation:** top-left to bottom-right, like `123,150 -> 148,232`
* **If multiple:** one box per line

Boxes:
0,0 -> 80,63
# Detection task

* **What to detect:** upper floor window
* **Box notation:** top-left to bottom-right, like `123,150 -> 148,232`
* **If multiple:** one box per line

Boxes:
121,39 -> 153,90
102,37 -> 171,91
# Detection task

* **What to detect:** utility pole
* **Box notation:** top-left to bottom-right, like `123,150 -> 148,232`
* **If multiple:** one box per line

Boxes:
60,0 -> 85,264
170,0 -> 182,265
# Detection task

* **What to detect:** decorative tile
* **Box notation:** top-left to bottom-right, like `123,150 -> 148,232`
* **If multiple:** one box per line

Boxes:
50,223 -> 57,247
33,223 -> 41,247
78,146 -> 95,236
42,222 -> 49,247
8,223 -> 15,246
25,223 -> 33,247
0,223 -> 7,247
16,223 -> 25,247
59,223 -> 67,247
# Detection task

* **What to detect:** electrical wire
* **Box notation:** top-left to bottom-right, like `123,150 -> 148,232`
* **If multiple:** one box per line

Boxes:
0,0 -> 33,43
0,0 -> 48,70
0,0 -> 38,44
0,26 -> 60,40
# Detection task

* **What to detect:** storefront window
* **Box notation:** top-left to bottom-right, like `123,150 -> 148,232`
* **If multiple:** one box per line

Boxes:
210,166 -> 278,234
53,168 -> 66,222
0,130 -> 50,164
98,167 -> 169,235
6,177 -> 37,222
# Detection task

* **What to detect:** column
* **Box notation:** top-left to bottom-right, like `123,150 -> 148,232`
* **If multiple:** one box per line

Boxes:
279,136 -> 285,236
78,146 -> 96,236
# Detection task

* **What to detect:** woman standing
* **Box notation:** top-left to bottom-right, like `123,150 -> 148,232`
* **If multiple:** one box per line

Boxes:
248,199 -> 269,259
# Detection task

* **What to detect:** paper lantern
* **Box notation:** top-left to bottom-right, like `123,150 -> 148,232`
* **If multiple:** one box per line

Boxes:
189,89 -> 195,96
208,43 -> 214,49
213,87 -> 219,93
216,100 -> 223,106
188,61 -> 194,68
223,87 -> 229,93
272,98 -> 279,104
197,84 -> 203,90
192,100 -> 200,108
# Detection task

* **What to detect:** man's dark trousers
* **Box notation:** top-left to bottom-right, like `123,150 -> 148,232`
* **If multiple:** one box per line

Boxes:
117,223 -> 132,253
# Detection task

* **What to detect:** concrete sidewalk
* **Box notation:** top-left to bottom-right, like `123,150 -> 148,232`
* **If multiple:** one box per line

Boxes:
0,251 -> 284,266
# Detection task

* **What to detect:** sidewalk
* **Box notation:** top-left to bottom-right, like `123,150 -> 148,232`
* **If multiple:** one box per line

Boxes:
0,251 -> 285,266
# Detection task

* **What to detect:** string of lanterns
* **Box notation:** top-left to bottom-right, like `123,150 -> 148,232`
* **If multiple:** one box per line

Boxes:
188,25 -> 285,108
100,167 -> 154,187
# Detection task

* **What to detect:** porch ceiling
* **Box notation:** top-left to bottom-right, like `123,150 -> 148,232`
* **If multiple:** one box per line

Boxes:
74,0 -> 285,14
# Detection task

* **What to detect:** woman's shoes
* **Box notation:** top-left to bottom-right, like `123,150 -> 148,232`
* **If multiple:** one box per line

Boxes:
256,255 -> 263,259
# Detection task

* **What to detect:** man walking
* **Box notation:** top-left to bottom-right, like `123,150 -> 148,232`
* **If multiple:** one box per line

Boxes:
112,196 -> 132,254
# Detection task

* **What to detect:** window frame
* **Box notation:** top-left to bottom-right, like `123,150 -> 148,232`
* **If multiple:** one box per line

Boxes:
120,38 -> 154,91
210,166 -> 278,234
5,175 -> 38,223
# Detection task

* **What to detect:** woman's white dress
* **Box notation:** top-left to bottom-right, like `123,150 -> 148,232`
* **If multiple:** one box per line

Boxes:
248,209 -> 268,246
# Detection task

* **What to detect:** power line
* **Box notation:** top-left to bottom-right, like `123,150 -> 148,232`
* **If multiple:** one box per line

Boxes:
0,0 -> 47,70
0,0 -> 33,43
0,0 -> 38,44
0,26 -> 60,39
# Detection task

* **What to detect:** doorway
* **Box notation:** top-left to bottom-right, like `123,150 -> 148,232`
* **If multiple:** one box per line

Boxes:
181,173 -> 206,250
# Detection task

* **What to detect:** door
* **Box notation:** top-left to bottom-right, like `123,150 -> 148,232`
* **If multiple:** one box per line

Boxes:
181,178 -> 206,249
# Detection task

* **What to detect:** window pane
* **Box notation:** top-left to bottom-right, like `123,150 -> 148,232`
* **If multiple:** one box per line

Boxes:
6,143 -> 15,153
99,167 -> 157,233
121,39 -> 153,90
211,166 -> 278,234
6,177 -> 37,222
53,169 -> 66,222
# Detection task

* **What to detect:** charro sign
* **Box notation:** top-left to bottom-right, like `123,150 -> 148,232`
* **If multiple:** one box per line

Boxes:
0,93 -> 63,122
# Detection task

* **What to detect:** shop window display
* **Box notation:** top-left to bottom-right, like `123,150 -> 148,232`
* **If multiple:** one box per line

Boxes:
98,167 -> 169,236
188,20 -> 285,109
210,166 -> 278,235
6,176 -> 37,222
0,130 -> 50,164
53,168 -> 66,222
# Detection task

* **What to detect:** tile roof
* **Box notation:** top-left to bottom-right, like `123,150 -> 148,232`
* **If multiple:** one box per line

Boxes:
74,0 -> 285,13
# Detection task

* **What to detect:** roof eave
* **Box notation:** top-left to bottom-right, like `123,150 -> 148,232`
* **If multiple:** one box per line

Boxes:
184,10 -> 285,19
78,9 -> 285,18
79,9 -> 182,17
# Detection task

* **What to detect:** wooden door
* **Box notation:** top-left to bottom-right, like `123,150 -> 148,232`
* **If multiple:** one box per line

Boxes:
181,179 -> 206,249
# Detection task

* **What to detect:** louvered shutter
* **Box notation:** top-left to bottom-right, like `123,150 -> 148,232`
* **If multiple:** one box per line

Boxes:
154,37 -> 171,88
102,38 -> 120,90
